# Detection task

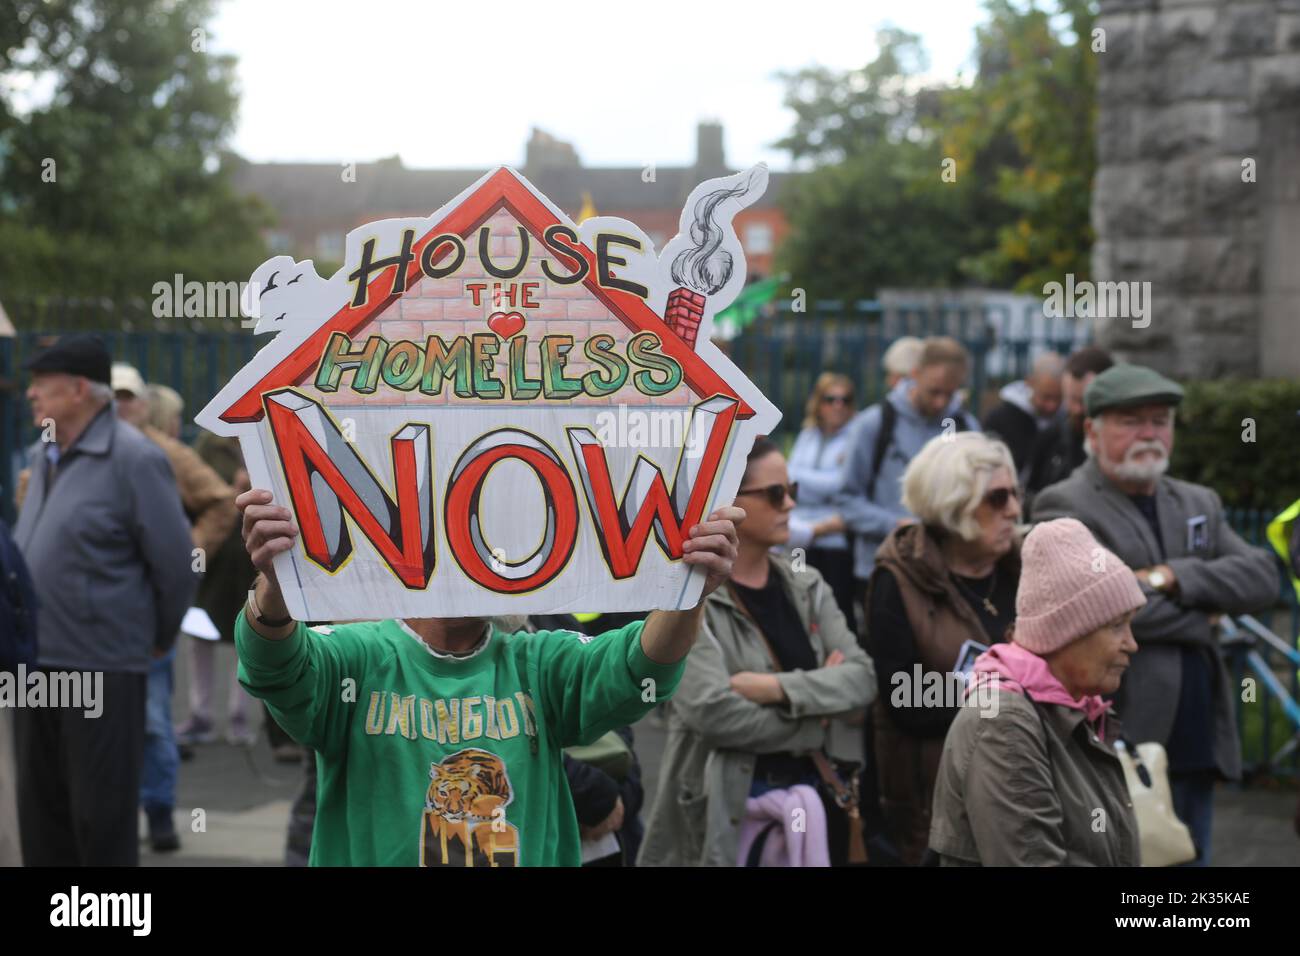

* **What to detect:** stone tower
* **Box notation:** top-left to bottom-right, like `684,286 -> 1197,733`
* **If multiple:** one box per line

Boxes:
1092,0 -> 1300,378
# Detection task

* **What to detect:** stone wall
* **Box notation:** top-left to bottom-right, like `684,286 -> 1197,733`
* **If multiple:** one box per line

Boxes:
1092,0 -> 1300,377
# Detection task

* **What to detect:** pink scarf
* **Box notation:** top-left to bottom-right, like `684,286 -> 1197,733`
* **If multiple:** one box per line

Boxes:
968,641 -> 1112,734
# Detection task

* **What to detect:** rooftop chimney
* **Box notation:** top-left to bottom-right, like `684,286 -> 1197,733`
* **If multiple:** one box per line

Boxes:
524,128 -> 581,173
694,121 -> 726,177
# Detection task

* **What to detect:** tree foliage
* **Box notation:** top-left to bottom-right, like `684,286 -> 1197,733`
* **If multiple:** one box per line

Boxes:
0,0 -> 269,304
1170,379 -> 1300,512
773,29 -> 990,301
941,0 -> 1097,291
773,2 -> 1098,303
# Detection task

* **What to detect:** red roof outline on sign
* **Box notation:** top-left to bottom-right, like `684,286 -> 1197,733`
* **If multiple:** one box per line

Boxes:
218,167 -> 755,423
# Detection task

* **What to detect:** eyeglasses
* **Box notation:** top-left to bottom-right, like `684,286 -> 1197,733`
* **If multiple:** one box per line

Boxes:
736,482 -> 799,507
983,486 -> 1021,511
820,394 -> 853,406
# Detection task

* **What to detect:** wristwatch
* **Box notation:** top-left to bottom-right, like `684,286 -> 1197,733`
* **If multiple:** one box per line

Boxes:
1147,569 -> 1169,592
246,588 -> 293,628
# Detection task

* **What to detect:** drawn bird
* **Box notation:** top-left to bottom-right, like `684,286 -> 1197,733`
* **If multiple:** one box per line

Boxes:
242,255 -> 342,346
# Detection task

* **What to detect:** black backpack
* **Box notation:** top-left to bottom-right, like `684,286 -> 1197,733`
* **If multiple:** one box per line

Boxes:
0,519 -> 39,670
868,399 -> 970,499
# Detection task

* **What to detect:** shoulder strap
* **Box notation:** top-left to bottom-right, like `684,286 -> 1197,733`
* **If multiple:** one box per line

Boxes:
1114,735 -> 1152,787
869,399 -> 898,500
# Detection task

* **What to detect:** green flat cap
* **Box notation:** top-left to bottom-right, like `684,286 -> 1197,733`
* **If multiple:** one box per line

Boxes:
1085,364 -> 1184,417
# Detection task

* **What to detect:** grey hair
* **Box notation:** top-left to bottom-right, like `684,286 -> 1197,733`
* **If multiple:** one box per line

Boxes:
901,432 -> 1017,542
883,336 -> 924,378
87,381 -> 114,404
146,384 -> 184,433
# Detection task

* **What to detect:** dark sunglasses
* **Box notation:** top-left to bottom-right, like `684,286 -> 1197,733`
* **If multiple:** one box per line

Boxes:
736,482 -> 799,507
820,394 -> 853,406
983,486 -> 1021,510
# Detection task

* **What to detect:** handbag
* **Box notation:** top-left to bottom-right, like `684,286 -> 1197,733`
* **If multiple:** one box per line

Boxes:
809,750 -> 869,864
1113,739 -> 1197,867
725,580 -> 869,864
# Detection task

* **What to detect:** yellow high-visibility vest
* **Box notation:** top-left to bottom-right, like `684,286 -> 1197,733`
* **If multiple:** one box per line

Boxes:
1266,498 -> 1300,604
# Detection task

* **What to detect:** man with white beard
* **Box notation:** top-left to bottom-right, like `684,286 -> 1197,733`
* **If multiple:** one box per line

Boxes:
1033,365 -> 1278,865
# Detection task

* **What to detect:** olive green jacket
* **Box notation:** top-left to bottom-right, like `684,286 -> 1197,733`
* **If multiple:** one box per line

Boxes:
930,688 -> 1140,866
638,557 -> 876,866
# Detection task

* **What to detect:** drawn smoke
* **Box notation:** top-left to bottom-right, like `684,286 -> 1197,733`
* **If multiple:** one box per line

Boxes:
669,167 -> 764,295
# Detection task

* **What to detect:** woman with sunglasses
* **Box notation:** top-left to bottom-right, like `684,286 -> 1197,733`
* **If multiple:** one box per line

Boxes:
865,432 -> 1022,865
640,438 -> 876,867
787,372 -> 859,631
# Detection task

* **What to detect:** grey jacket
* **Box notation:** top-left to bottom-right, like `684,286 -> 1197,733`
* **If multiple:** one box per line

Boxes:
1033,458 -> 1280,780
13,405 -> 197,674
837,380 -> 980,579
638,558 -> 876,866
930,689 -> 1140,866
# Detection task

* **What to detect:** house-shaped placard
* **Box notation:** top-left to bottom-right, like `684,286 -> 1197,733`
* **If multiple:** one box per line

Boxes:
197,165 -> 781,621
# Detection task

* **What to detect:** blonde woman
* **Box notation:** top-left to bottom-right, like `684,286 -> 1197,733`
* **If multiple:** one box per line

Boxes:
787,372 -> 857,629
864,432 -> 1022,865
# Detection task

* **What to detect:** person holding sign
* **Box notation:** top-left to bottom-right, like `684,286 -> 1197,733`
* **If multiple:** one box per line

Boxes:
234,487 -> 742,867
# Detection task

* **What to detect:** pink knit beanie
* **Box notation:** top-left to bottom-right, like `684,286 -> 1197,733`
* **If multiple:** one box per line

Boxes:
1014,518 -> 1147,655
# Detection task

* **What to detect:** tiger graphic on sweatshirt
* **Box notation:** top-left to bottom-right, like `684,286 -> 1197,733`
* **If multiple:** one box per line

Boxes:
419,748 -> 519,867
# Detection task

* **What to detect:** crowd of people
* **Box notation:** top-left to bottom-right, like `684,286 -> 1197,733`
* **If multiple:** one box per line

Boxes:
0,331 -> 1291,867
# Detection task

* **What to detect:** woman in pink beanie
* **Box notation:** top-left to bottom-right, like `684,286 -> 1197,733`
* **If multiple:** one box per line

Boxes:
928,517 -> 1147,866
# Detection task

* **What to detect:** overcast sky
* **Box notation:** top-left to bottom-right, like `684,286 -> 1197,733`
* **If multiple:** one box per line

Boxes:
211,0 -> 987,172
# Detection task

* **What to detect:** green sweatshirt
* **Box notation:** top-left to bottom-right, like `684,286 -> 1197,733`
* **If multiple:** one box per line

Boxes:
235,611 -> 683,867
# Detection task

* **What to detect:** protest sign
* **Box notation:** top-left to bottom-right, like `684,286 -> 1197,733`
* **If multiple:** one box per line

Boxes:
197,165 -> 781,620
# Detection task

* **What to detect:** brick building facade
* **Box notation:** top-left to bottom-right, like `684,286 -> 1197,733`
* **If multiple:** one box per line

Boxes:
230,122 -> 794,282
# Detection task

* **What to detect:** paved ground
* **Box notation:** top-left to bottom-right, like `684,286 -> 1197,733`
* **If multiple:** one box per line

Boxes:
143,639 -> 299,866
146,639 -> 1300,867
142,740 -> 298,866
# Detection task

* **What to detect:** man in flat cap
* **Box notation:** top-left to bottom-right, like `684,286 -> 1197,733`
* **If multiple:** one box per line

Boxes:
11,335 -> 196,866
1033,364 -> 1279,864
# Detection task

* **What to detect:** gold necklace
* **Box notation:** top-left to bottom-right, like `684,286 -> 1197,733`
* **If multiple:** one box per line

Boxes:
954,568 -> 999,617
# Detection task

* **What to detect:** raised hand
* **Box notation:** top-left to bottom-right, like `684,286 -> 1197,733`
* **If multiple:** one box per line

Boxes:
237,488 -> 298,582
681,505 -> 745,597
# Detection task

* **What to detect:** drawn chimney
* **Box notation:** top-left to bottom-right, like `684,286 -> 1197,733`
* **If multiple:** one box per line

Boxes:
664,289 -> 708,349
666,167 -> 763,350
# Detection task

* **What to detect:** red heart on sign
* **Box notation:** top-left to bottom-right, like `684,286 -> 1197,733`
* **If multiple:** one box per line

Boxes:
487,311 -> 526,339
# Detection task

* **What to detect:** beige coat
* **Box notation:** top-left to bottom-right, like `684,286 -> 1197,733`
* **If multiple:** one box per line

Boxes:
141,426 -> 237,556
638,557 -> 876,866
